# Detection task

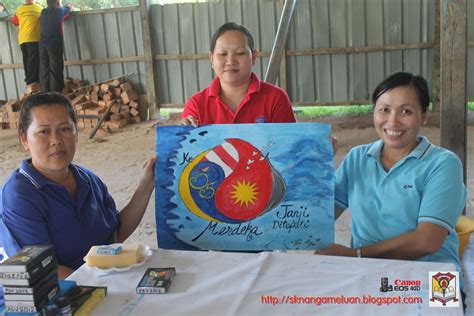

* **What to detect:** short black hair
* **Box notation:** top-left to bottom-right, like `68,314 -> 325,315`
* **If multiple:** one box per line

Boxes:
46,0 -> 57,6
210,22 -> 256,53
19,92 -> 77,135
371,72 -> 430,113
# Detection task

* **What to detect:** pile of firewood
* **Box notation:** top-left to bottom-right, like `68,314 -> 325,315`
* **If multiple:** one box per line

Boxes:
0,76 -> 142,133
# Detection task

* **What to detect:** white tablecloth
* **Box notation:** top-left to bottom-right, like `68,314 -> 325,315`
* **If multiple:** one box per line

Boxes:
68,250 -> 463,315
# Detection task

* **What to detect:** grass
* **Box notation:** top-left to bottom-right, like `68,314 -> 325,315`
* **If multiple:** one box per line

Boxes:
159,108 -> 183,117
296,102 -> 474,120
293,105 -> 372,119
159,102 -> 474,120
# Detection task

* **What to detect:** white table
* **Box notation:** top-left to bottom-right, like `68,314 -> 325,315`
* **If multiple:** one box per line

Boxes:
68,250 -> 463,315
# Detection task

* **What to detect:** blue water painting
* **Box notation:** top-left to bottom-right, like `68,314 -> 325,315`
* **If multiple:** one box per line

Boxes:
155,123 -> 334,250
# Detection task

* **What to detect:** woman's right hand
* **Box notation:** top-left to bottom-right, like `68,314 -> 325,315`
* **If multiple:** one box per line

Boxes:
180,116 -> 199,127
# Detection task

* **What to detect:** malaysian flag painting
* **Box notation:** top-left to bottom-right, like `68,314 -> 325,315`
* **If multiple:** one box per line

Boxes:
155,123 -> 334,251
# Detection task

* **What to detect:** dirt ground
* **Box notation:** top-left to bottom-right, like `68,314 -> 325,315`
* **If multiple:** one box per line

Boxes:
0,116 -> 473,248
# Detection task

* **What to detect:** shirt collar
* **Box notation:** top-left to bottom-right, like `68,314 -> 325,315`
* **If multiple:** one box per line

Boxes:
209,72 -> 260,98
19,159 -> 90,189
367,135 -> 431,160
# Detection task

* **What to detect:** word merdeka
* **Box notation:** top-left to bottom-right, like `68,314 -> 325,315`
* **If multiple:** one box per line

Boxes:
192,221 -> 262,242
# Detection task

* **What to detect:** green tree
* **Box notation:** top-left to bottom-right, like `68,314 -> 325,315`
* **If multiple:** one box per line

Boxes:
1,0 -> 210,14
1,0 -> 23,14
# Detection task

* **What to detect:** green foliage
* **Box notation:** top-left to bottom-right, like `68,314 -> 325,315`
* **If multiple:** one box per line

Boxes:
72,0 -> 138,11
1,0 -> 211,12
1,0 -> 24,14
1,0 -> 139,12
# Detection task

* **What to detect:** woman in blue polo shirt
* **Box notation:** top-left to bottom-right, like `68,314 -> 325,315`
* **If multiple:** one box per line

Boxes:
316,72 -> 467,305
0,92 -> 156,278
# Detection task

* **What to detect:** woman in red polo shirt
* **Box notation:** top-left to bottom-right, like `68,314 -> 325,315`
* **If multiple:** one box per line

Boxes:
180,22 -> 296,126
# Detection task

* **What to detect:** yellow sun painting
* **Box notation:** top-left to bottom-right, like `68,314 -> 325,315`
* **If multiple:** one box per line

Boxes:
230,180 -> 259,207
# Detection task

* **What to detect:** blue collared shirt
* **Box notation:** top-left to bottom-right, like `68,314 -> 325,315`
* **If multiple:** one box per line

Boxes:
40,6 -> 71,49
335,136 -> 466,286
1,159 -> 119,269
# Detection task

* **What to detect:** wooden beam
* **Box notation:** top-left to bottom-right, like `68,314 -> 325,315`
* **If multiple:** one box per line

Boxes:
0,42 -> 435,70
0,63 -> 22,70
285,42 -> 433,56
89,101 -> 114,139
159,100 -> 373,109
65,56 -> 144,66
153,51 -> 272,60
139,0 -> 158,119
0,56 -> 145,69
440,0 -> 467,184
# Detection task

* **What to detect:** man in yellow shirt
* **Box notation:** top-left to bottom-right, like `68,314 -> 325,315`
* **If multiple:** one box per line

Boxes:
11,0 -> 42,91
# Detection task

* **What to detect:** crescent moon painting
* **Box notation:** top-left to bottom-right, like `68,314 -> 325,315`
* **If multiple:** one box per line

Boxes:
155,123 -> 334,251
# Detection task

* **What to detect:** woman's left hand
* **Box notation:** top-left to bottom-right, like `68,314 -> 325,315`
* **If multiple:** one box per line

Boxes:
315,243 -> 355,257
139,155 -> 157,189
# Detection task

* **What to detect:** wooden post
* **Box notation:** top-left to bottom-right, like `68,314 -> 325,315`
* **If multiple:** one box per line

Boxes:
139,0 -> 159,119
439,0 -> 467,183
432,0 -> 440,111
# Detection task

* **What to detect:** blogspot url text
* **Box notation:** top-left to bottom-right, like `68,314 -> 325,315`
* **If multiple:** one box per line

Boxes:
260,295 -> 423,306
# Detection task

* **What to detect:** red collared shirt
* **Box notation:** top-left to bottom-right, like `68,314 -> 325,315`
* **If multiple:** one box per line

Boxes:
181,73 -> 296,124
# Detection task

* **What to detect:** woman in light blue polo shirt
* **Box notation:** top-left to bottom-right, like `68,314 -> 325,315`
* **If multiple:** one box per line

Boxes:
316,72 -> 467,306
0,92 -> 156,279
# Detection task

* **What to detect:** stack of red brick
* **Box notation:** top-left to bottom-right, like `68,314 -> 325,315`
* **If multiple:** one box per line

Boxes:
0,99 -> 21,130
0,78 -> 142,132
0,82 -> 42,130
69,78 -> 141,130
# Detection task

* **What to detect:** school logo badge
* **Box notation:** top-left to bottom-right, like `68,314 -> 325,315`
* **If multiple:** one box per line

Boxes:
429,271 -> 460,307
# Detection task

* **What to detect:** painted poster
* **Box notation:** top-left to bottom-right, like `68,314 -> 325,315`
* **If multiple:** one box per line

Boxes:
155,123 -> 334,251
